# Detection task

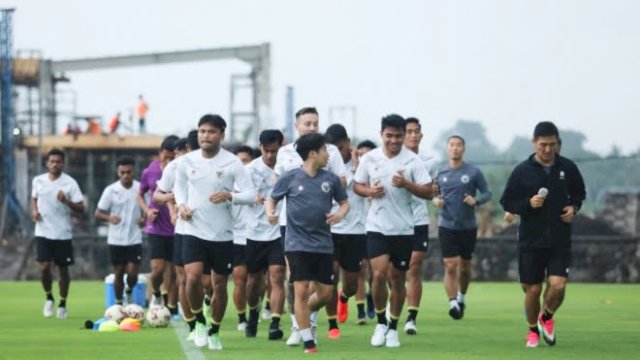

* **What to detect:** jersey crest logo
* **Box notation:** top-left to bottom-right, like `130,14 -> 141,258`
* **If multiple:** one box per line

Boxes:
216,170 -> 223,178
321,181 -> 331,193
461,175 -> 470,184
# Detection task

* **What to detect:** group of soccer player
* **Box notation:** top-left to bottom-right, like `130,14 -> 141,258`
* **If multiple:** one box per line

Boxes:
32,107 -> 585,352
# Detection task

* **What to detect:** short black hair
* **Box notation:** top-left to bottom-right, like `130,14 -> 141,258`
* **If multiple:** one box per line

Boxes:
325,123 -> 348,144
161,135 -> 178,151
187,129 -> 199,150
295,107 -> 318,119
447,135 -> 466,146
533,121 -> 559,139
198,114 -> 227,132
357,140 -> 377,150
116,156 -> 135,167
235,145 -> 254,156
47,148 -> 65,162
175,138 -> 188,151
405,117 -> 421,129
295,133 -> 326,161
380,114 -> 406,132
259,129 -> 284,146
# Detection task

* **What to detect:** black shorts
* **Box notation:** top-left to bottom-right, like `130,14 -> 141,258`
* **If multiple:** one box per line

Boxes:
367,232 -> 413,271
173,234 -> 184,266
36,237 -> 74,266
519,248 -> 571,284
438,227 -> 477,260
332,233 -> 367,272
182,235 -> 233,275
233,244 -> 247,267
148,234 -> 174,261
246,239 -> 285,274
412,225 -> 429,252
109,244 -> 143,265
286,251 -> 334,285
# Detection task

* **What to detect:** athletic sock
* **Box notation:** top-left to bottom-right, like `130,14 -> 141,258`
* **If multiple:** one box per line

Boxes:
529,323 -> 540,334
116,299 -> 123,305
59,298 -> 66,308
356,301 -> 365,317
204,294 -> 211,306
161,292 -> 168,305
153,290 -> 161,299
185,317 -> 196,331
457,291 -> 465,304
125,288 -> 133,296
192,308 -> 206,325
407,307 -> 418,322
328,316 -> 338,330
376,309 -> 388,325
449,298 -> 459,310
167,304 -> 178,315
209,321 -> 221,335
238,311 -> 247,323
300,328 -> 315,348
46,292 -> 54,301
389,316 -> 399,330
310,310 -> 319,325
339,292 -> 349,303
265,299 -> 271,311
542,308 -> 554,322
270,314 -> 281,329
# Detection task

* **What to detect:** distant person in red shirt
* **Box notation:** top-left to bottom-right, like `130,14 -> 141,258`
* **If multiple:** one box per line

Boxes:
108,112 -> 121,134
137,95 -> 149,134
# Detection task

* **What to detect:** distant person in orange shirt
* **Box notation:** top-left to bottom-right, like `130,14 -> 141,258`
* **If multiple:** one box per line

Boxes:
108,112 -> 121,134
87,118 -> 102,134
137,95 -> 149,134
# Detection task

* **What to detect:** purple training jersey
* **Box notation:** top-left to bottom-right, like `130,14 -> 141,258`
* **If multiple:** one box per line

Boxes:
139,160 -> 174,236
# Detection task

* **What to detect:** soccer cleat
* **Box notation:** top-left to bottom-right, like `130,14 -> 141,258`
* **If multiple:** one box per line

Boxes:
385,329 -> 400,348
404,320 -> 417,335
151,295 -> 162,306
459,302 -> 466,319
449,305 -> 462,320
370,324 -> 388,347
327,328 -> 341,340
526,330 -> 540,348
268,327 -> 284,340
538,315 -> 556,346
56,307 -> 68,319
245,320 -> 258,338
43,300 -> 54,318
366,293 -> 375,319
286,327 -> 302,346
237,321 -> 247,332
357,313 -> 367,325
261,308 -> 272,320
207,333 -> 223,350
187,330 -> 195,342
193,322 -> 208,348
337,291 -> 349,323
303,346 -> 318,354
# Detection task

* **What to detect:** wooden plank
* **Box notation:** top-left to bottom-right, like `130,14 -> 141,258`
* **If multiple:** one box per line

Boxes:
21,134 -> 163,152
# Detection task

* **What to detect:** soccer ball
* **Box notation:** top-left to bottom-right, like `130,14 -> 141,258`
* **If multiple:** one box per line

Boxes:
145,305 -> 171,328
104,304 -> 126,323
124,304 -> 145,323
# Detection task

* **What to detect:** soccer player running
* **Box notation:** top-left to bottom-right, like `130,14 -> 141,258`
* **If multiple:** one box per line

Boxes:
137,136 -> 178,315
274,106 -> 347,346
154,132 -> 200,338
500,122 -> 585,348
31,148 -> 85,319
402,117 -> 438,335
353,115 -> 434,348
323,124 -> 368,339
95,156 -> 145,305
174,114 -> 256,350
266,133 -> 350,353
231,146 -> 255,332
244,130 -> 287,340
433,135 -> 491,320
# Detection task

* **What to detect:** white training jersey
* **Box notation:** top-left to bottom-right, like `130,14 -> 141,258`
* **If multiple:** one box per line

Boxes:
32,172 -> 83,240
97,180 -> 143,246
411,151 -> 438,226
245,157 -> 281,241
274,142 -> 347,226
354,147 -> 431,236
156,157 -> 185,234
331,160 -> 366,235
174,148 -> 256,242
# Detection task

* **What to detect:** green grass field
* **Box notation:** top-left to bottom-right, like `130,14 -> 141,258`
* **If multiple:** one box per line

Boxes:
0,281 -> 638,360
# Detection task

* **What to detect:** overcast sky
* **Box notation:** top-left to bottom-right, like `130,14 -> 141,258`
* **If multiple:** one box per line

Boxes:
10,0 -> 640,155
